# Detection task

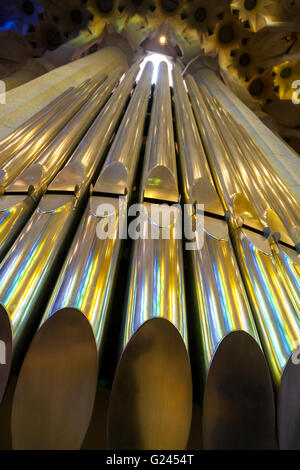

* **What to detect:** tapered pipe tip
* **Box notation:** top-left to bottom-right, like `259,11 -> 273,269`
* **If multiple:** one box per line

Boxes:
202,331 -> 276,450
12,308 -> 98,450
107,318 -> 193,450
273,231 -> 281,243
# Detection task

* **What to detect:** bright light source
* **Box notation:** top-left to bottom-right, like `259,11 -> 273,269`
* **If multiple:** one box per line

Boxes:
159,35 -> 167,46
137,53 -> 173,85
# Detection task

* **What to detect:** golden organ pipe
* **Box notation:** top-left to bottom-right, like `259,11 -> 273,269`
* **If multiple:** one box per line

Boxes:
194,84 -> 300,320
227,115 -> 300,250
195,84 -> 300,322
198,87 -> 272,231
0,49 -> 297,453
0,65 -> 138,410
172,66 -> 276,450
270,241 -> 300,314
0,76 -> 108,191
172,65 -> 223,215
48,64 -> 139,194
107,204 -> 193,450
185,75 -> 243,216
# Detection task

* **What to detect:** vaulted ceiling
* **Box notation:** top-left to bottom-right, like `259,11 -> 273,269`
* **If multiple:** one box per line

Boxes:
1,0 -> 300,147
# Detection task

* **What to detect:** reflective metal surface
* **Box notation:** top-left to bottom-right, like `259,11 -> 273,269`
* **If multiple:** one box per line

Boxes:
123,206 -> 188,347
96,62 -> 153,198
0,65 -> 138,409
270,242 -> 300,317
0,76 -> 107,191
12,196 -> 123,450
208,93 -> 300,247
0,58 -> 299,451
0,70 -> 124,267
190,217 -> 276,449
140,62 -> 179,203
7,69 -> 123,196
227,113 -> 300,248
189,76 -> 300,448
199,88 -> 271,229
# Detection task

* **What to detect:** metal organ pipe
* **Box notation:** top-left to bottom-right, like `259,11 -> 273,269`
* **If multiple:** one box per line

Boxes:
200,87 -> 300,250
185,76 -> 242,215
227,114 -> 300,250
47,64 -> 139,194
0,76 -> 99,168
108,205 -> 193,450
229,201 -> 300,450
7,68 -> 124,197
0,70 -> 123,263
0,87 -> 75,165
172,66 -> 223,215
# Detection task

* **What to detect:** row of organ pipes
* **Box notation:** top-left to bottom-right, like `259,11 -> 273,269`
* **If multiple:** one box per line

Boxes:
0,56 -> 298,450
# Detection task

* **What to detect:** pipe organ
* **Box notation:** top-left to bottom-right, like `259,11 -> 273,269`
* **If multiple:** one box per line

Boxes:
0,53 -> 298,450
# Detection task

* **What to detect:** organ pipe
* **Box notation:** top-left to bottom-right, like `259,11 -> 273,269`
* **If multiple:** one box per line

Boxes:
11,63 -> 152,451
140,62 -> 179,203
